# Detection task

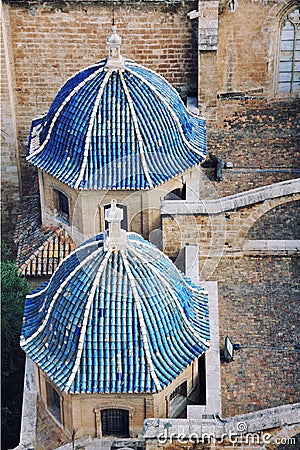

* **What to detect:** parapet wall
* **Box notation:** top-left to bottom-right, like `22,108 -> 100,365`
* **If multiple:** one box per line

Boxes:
143,403 -> 300,449
162,178 -> 300,264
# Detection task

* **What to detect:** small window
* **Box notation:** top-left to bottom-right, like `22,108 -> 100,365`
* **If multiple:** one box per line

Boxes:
46,381 -> 61,423
170,381 -> 188,418
277,8 -> 300,94
170,381 -> 187,401
104,203 -> 128,230
101,409 -> 129,437
55,190 -> 70,224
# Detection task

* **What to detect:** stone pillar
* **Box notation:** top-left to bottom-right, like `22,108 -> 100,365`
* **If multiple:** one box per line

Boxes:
1,3 -> 21,247
184,167 -> 200,202
189,1 -> 219,119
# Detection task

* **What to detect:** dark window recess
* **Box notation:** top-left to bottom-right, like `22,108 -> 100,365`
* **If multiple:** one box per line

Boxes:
46,382 -> 61,423
170,381 -> 187,401
104,204 -> 128,231
101,409 -> 129,437
56,190 -> 69,224
198,354 -> 206,405
164,184 -> 186,200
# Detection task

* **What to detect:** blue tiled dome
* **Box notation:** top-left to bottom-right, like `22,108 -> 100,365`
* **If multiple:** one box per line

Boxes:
21,232 -> 210,394
27,56 -> 206,190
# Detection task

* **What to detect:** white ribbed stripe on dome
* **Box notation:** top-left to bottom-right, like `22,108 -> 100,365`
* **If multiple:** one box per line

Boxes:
129,245 -> 210,348
21,245 -> 103,346
26,239 -> 102,300
125,67 -> 205,157
28,66 -> 105,158
130,234 -> 208,296
128,62 -> 206,120
121,249 -> 162,392
74,69 -> 112,190
119,72 -> 154,189
64,248 -> 112,392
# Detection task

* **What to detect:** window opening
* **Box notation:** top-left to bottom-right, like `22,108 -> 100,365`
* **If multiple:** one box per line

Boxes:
55,190 -> 70,224
198,353 -> 207,405
170,381 -> 188,418
46,381 -> 61,423
278,8 -> 300,94
101,409 -> 129,437
164,184 -> 186,200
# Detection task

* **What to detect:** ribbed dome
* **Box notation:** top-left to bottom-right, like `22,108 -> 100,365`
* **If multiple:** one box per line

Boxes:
26,44 -> 206,190
21,230 -> 210,394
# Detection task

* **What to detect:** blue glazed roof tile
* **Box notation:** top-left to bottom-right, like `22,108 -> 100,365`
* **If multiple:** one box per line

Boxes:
21,232 -> 210,394
27,59 -> 206,190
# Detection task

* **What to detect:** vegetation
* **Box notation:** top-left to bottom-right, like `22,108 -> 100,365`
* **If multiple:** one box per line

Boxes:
1,243 -> 30,450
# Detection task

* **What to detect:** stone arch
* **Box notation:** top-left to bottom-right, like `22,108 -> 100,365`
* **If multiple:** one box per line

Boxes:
236,193 -> 300,247
246,199 -> 300,240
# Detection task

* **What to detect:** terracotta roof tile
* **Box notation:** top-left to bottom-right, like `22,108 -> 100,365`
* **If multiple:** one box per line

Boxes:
14,180 -> 75,277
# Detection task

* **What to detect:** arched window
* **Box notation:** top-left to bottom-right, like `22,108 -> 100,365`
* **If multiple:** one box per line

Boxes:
277,7 -> 300,94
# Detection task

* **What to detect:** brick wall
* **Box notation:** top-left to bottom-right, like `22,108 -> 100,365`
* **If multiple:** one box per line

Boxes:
201,170 -> 300,199
3,0 -> 299,247
213,255 -> 300,417
247,200 -> 300,240
203,99 -> 300,197
35,397 -> 69,450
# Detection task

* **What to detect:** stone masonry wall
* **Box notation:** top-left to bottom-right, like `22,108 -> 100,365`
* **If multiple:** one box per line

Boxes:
198,0 -> 296,119
1,5 -> 21,249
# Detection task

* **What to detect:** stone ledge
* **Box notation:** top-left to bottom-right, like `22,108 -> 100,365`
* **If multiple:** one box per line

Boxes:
143,403 -> 300,439
161,178 -> 300,215
12,357 -> 37,450
244,240 -> 300,254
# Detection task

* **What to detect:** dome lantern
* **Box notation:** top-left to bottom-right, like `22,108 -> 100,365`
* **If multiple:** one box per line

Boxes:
104,199 -> 127,251
106,26 -> 124,70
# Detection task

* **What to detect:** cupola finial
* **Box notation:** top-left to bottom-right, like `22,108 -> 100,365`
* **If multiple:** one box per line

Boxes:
106,26 -> 124,70
104,200 -> 127,251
